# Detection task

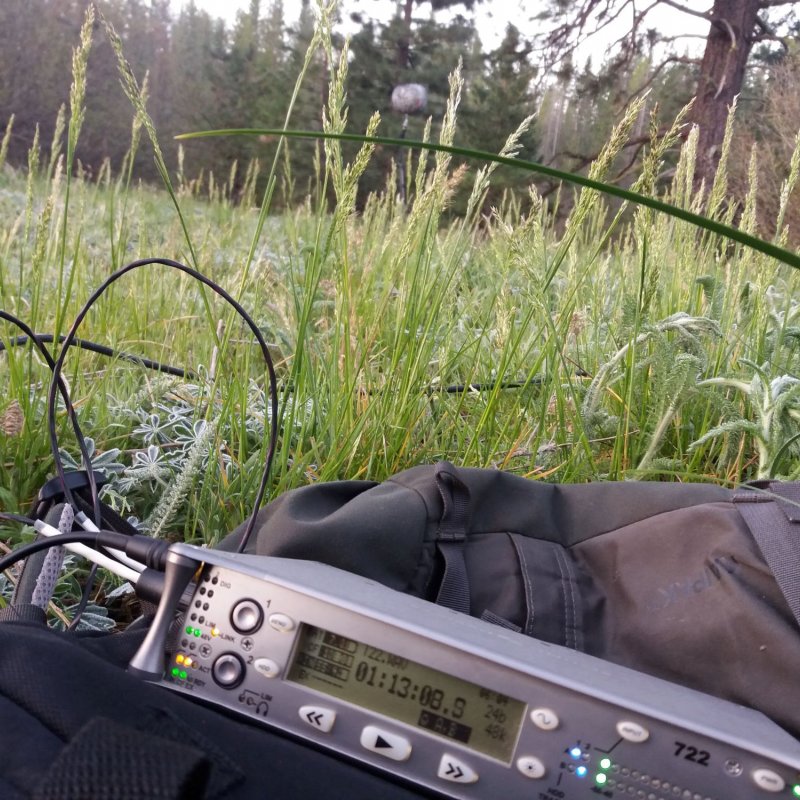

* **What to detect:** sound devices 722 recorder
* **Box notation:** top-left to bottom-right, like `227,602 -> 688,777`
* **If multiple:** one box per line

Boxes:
129,543 -> 800,800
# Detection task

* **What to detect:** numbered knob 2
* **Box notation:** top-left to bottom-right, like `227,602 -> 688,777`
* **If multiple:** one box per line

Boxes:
213,652 -> 246,689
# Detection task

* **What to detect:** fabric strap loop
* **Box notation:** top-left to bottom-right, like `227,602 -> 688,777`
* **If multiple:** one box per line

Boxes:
733,483 -> 800,630
434,462 -> 472,614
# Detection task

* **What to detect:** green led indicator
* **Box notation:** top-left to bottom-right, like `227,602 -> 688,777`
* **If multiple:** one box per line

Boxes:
793,786 -> 800,798
179,670 -> 188,680
599,758 -> 612,770
193,628 -> 201,637
171,668 -> 180,677
185,626 -> 192,635
595,773 -> 608,786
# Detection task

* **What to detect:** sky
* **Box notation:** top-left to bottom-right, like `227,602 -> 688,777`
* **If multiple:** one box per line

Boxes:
170,0 -> 709,59
172,1 -> 525,49
170,0 -> 528,50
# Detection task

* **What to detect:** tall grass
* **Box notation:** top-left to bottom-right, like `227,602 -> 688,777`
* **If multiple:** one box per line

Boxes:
1,0 -> 799,567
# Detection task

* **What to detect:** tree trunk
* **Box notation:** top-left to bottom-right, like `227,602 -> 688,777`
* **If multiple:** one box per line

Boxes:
692,0 -> 761,187
397,0 -> 414,71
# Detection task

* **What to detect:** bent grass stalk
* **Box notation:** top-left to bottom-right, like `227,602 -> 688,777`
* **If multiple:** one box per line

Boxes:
177,128 -> 800,275
2,23 -> 800,568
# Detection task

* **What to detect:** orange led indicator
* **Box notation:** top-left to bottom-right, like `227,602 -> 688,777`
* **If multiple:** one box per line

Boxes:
211,627 -> 220,637
184,658 -> 194,668
176,654 -> 185,665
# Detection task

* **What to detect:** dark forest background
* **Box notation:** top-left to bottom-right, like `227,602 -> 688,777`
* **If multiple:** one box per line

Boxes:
2,0 -> 800,223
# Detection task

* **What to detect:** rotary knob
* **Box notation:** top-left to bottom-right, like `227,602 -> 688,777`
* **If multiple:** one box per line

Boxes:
230,599 -> 263,634
212,653 -> 245,689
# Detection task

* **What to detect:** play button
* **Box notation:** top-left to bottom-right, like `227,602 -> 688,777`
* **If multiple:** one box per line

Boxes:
360,726 -> 412,761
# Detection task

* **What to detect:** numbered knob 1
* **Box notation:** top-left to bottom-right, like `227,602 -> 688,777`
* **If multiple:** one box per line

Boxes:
230,599 -> 263,634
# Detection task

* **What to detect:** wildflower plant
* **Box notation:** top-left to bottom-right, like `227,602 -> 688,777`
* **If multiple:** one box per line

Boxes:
691,361 -> 800,479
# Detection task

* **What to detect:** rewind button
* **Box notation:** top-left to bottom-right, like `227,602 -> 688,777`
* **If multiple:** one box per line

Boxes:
298,705 -> 336,733
438,754 -> 478,784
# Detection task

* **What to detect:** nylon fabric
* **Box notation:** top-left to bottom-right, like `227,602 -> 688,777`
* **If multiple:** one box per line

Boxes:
434,462 -> 472,613
220,478 -> 436,596
0,605 -> 47,625
33,717 -> 211,800
773,482 -> 800,522
733,486 -> 800,629
8,464 -> 800,798
0,621 -> 432,800
0,693 -> 62,800
220,463 -> 800,737
574,500 -> 800,736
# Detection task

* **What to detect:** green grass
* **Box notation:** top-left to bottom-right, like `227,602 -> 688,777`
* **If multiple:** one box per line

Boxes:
1,5 -> 800,573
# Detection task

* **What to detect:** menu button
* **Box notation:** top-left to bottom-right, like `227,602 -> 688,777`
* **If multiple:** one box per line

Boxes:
269,613 -> 296,633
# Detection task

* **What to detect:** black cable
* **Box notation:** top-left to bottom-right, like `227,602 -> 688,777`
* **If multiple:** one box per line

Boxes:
66,562 -> 99,631
0,302 -> 186,628
430,380 -> 536,395
5,259 -> 554,599
2,326 -> 551,398
44,258 -> 279,555
0,311 -> 97,511
3,260 -> 277,623
0,334 -> 192,378
1,315 -> 103,630
0,529 -> 171,576
0,512 -> 36,526
2,306 -> 223,631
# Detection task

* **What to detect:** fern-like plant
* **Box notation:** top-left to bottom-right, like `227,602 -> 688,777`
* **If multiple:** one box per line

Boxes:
691,360 -> 800,478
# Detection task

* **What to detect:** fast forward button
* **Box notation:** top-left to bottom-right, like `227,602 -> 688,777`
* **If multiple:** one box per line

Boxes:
437,754 -> 479,784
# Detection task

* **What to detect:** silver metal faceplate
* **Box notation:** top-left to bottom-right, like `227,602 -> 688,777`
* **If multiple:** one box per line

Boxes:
154,544 -> 800,800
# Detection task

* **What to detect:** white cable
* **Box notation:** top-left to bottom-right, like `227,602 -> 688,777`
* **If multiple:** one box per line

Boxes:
33,520 -> 141,584
74,511 -> 145,573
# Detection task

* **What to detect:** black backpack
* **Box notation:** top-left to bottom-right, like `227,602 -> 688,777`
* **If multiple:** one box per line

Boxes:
3,464 -> 800,799
220,462 -> 800,739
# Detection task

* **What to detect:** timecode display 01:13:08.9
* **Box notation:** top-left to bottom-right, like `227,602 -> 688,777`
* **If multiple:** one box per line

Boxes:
354,662 -> 467,719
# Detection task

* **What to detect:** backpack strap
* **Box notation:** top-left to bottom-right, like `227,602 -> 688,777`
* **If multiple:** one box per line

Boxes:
733,482 -> 800,628
0,604 -> 48,625
433,462 -> 472,614
479,609 -> 522,633
33,716 -> 211,800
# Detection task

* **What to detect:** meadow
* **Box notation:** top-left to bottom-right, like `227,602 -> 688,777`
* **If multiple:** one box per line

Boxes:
1,8 -> 799,622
